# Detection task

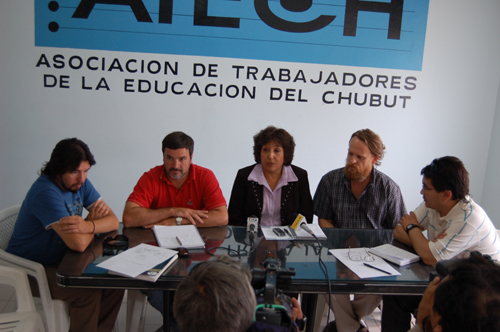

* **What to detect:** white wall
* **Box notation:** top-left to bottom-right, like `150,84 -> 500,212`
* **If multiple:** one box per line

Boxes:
1,0 -> 500,222
482,78 -> 500,228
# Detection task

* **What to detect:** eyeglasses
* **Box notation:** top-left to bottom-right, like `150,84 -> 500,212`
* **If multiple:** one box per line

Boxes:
421,184 -> 435,192
347,247 -> 375,262
102,234 -> 129,256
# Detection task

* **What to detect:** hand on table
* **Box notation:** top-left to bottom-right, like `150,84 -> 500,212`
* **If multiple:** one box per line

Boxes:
172,207 -> 208,225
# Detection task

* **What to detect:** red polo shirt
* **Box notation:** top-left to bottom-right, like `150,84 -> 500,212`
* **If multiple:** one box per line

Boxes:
127,164 -> 226,211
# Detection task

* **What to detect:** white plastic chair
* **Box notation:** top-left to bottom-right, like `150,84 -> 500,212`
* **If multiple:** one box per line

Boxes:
0,205 -> 70,332
0,265 -> 45,332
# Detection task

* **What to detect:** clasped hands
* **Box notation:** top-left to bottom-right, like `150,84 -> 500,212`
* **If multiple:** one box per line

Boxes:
143,207 -> 209,229
58,199 -> 110,234
398,212 -> 447,241
398,212 -> 421,229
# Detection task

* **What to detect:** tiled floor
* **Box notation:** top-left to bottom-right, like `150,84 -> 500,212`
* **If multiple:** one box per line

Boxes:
1,283 -> 388,332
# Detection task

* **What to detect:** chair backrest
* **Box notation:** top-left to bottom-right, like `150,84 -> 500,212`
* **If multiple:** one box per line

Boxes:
0,205 -> 21,251
0,265 -> 37,313
0,204 -> 70,332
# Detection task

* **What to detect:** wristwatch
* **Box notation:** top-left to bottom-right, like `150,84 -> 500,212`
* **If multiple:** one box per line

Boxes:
176,217 -> 182,226
406,224 -> 420,234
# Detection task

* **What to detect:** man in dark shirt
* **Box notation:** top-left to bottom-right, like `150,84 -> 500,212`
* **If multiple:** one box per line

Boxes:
313,129 -> 407,332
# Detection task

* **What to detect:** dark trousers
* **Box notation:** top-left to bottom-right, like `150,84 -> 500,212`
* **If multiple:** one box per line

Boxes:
381,295 -> 422,332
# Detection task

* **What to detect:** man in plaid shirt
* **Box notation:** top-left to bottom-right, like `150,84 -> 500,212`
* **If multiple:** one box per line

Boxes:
313,129 -> 407,332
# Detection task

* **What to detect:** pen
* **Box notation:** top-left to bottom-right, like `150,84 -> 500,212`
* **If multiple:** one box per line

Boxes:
363,263 -> 392,275
176,236 -> 182,246
283,228 -> 292,237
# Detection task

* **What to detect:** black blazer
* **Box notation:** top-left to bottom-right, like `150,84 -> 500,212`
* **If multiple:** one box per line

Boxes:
228,164 -> 313,226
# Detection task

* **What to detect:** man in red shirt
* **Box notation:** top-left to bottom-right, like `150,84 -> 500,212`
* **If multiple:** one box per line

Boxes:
122,131 -> 228,323
123,131 -> 228,228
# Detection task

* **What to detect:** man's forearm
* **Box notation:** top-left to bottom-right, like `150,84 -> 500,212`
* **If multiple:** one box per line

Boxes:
123,205 -> 174,227
85,200 -> 120,233
407,231 -> 437,265
56,206 -> 118,252
89,210 -> 120,233
53,224 -> 95,252
201,206 -> 228,227
394,224 -> 413,246
319,218 -> 334,228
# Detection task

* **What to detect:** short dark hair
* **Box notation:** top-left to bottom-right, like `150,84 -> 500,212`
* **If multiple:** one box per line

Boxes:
421,156 -> 469,201
253,126 -> 295,166
433,254 -> 500,332
173,255 -> 256,332
162,132 -> 194,156
350,129 -> 385,166
40,138 -> 96,180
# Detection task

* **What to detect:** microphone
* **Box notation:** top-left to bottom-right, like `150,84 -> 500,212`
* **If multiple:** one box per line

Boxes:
299,221 -> 314,236
244,216 -> 259,248
290,213 -> 316,238
290,213 -> 305,230
246,216 -> 258,233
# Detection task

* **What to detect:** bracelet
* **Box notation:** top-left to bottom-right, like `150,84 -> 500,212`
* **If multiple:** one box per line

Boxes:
89,220 -> 95,234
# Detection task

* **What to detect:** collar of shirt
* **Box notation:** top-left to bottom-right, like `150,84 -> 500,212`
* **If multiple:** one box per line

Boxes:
248,164 -> 298,191
159,164 -> 196,188
342,167 -> 379,194
438,195 -> 471,221
248,164 -> 297,226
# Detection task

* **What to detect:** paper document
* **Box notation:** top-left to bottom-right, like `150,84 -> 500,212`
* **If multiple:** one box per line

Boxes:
97,243 -> 177,278
369,244 -> 420,266
329,248 -> 401,278
109,254 -> 178,282
153,225 -> 205,249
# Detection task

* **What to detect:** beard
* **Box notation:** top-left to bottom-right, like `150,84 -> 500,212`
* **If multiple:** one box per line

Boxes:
343,162 -> 371,182
56,176 -> 82,193
168,168 -> 188,180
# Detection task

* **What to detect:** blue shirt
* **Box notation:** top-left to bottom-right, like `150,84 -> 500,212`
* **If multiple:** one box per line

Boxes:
7,174 -> 100,265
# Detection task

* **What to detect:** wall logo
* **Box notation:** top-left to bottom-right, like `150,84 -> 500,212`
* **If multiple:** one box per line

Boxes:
35,0 -> 429,70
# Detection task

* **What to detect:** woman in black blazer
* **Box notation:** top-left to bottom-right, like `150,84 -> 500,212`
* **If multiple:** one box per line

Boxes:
228,126 -> 313,226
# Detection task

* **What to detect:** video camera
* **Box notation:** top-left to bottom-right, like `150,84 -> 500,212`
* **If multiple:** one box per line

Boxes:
251,251 -> 296,330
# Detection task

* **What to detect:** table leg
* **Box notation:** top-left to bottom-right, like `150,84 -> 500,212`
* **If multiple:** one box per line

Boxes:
302,293 -> 318,332
163,290 -> 171,331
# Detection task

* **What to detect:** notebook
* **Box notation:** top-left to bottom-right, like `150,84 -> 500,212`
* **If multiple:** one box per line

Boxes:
153,225 -> 205,249
110,254 -> 178,282
369,244 -> 420,266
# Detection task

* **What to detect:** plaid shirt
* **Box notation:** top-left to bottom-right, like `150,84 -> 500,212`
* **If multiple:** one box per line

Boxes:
313,168 -> 406,229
